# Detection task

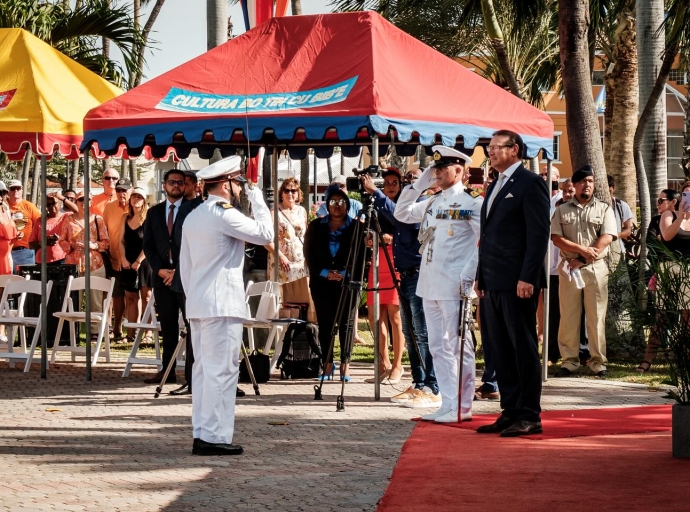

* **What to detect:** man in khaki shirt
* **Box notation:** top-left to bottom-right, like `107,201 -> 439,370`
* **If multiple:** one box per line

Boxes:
103,178 -> 131,339
550,165 -> 617,378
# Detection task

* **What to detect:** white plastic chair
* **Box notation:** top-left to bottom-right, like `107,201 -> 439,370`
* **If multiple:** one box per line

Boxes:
243,280 -> 287,372
50,275 -> 115,366
122,292 -> 162,377
0,274 -> 30,364
0,278 -> 53,372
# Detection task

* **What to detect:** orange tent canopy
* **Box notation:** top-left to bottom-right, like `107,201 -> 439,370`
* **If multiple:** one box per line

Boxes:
0,28 -> 122,160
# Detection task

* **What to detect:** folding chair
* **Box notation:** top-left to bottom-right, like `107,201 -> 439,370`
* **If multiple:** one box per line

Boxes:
0,278 -> 53,372
50,275 -> 115,366
122,292 -> 162,377
242,281 -> 287,372
0,275 -> 30,365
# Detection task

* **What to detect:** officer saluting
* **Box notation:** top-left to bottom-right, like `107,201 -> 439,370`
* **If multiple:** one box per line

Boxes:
180,155 -> 274,456
394,145 -> 482,423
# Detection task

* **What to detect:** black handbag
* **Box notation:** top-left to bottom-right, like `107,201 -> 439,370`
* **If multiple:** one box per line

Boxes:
239,349 -> 271,383
120,267 -> 139,292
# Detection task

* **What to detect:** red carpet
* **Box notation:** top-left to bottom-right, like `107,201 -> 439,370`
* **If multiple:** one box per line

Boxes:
379,417 -> 690,512
415,405 -> 672,439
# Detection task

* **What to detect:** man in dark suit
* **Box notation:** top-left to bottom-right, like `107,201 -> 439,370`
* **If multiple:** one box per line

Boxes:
142,169 -> 187,384
474,130 -> 550,437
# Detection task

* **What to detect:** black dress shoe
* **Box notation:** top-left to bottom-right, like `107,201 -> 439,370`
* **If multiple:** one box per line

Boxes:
169,385 -> 191,396
144,371 -> 176,384
192,438 -> 200,454
236,387 -> 246,397
499,420 -> 543,437
477,415 -> 515,434
553,367 -> 574,378
595,370 -> 609,378
193,439 -> 243,456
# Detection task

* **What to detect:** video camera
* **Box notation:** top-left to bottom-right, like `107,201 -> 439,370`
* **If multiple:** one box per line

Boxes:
345,165 -> 384,194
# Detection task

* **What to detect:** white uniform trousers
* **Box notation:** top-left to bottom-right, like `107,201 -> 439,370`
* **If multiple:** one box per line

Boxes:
423,299 -> 475,413
190,316 -> 243,444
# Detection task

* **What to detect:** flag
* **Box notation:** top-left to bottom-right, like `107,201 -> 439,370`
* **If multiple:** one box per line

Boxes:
240,0 -> 276,31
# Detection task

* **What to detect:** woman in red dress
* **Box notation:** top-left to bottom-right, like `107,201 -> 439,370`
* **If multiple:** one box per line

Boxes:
366,168 -> 405,385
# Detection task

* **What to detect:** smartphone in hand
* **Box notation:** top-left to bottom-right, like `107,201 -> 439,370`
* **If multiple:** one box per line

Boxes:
682,191 -> 690,212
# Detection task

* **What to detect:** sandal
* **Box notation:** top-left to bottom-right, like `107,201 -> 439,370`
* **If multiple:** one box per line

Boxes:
636,361 -> 652,373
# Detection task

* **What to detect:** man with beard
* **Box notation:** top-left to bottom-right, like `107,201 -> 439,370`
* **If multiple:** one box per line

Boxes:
551,165 -> 617,378
142,170 -> 187,384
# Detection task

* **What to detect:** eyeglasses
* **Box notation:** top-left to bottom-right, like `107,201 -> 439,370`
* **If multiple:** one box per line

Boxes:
76,197 -> 85,202
657,198 -> 669,205
487,144 -> 515,152
329,199 -> 347,206
9,187 -> 21,191
103,176 -> 119,181
283,189 -> 299,194
166,179 -> 185,186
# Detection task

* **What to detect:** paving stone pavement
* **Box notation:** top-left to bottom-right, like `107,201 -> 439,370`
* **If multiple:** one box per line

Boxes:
0,356 -> 673,512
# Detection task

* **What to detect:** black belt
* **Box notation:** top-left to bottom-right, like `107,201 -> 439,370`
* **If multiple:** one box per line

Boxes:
398,267 -> 420,278
11,247 -> 28,251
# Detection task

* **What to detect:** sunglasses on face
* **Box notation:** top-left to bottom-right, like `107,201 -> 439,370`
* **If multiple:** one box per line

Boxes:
103,176 -> 119,181
116,188 -> 129,193
166,179 -> 184,186
9,187 -> 21,191
329,199 -> 347,206
658,198 -> 669,205
77,197 -> 85,202
46,202 -> 57,207
283,189 -> 299,194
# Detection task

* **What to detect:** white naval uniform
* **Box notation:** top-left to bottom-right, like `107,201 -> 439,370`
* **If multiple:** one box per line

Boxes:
394,167 -> 482,415
180,190 -> 273,444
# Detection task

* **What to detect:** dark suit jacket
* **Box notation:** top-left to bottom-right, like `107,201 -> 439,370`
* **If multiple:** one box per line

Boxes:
476,164 -> 550,292
304,217 -> 363,284
143,198 -> 187,289
170,196 -> 204,294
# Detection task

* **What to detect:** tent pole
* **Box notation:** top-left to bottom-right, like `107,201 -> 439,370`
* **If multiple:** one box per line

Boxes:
84,153 -> 92,382
372,134 -> 380,401
542,158 -> 553,382
40,155 -> 48,379
272,146 -> 279,284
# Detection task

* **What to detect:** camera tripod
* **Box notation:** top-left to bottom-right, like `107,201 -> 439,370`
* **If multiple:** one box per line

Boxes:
313,192 -> 425,411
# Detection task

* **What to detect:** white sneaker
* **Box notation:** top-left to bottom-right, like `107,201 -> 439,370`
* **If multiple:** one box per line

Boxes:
434,409 -> 459,423
404,387 -> 442,409
391,386 -> 419,404
421,407 -> 450,421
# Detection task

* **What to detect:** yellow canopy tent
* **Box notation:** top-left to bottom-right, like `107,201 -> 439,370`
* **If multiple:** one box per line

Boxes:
0,28 -> 122,379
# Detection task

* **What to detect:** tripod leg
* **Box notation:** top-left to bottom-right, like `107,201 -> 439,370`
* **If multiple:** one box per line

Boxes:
240,341 -> 260,395
154,331 -> 186,398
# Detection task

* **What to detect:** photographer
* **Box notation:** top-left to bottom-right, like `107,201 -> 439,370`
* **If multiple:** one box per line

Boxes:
360,168 -> 440,408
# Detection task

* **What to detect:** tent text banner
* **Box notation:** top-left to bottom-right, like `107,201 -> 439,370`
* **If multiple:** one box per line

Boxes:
155,77 -> 358,114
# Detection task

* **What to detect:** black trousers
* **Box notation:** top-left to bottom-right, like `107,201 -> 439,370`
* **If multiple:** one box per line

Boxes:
310,281 -> 356,364
480,290 -> 542,422
153,285 -> 186,373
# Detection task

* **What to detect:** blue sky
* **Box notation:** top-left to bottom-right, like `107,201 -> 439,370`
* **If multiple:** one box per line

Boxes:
137,0 -> 334,82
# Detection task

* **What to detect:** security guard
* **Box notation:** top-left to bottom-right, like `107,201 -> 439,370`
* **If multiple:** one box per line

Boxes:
180,155 -> 274,456
394,145 -> 482,423
551,165 -> 617,378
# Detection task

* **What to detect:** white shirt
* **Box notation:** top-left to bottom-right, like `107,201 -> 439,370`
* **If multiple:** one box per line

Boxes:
394,166 -> 482,301
612,197 -> 633,254
487,160 -> 521,207
180,189 -> 274,320
165,197 -> 183,224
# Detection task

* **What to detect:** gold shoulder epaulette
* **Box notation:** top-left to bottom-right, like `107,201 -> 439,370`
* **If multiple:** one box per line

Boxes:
216,201 -> 233,210
465,187 -> 480,198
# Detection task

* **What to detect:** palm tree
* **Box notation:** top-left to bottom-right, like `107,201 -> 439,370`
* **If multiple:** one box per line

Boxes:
0,0 -> 140,88
558,0 -> 608,203
638,0 -> 667,200
207,0 -> 228,50
128,0 -> 167,88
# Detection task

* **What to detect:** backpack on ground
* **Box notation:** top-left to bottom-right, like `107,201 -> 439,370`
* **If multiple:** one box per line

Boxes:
277,322 -> 322,379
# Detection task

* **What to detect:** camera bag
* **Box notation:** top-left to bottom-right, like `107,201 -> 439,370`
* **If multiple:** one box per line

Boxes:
277,322 -> 322,379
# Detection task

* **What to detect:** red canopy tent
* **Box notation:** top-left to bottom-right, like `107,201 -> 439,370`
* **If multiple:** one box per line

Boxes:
82,11 -> 554,166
